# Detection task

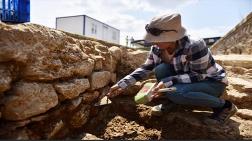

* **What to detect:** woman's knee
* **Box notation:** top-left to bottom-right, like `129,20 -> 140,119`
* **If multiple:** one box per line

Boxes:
165,87 -> 191,104
214,83 -> 226,97
154,63 -> 174,81
154,64 -> 166,75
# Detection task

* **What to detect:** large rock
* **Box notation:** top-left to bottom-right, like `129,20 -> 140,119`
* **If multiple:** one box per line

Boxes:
90,71 -> 111,90
2,82 -> 58,121
54,78 -> 90,100
93,45 -> 117,72
21,48 -> 94,81
0,23 -> 95,81
0,41 -> 29,63
118,49 -> 149,78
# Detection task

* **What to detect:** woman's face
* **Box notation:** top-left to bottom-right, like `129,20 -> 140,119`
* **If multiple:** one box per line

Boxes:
155,42 -> 177,54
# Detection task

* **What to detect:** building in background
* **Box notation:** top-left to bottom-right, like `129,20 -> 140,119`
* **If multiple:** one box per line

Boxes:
56,15 -> 120,44
203,37 -> 221,48
131,40 -> 152,48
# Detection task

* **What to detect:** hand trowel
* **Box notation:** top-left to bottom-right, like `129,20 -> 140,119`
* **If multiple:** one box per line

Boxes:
94,95 -> 112,106
94,87 -> 112,106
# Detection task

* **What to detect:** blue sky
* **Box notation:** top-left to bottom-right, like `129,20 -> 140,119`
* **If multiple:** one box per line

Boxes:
181,0 -> 251,28
30,0 -> 252,45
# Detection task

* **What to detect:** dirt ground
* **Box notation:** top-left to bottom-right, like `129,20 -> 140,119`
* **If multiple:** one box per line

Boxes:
71,96 -> 252,140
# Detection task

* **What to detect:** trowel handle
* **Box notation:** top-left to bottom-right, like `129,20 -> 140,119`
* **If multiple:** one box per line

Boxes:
157,87 -> 176,93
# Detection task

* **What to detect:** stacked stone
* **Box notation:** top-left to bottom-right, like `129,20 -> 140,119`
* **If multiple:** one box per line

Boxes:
0,22 -> 148,139
211,12 -> 252,55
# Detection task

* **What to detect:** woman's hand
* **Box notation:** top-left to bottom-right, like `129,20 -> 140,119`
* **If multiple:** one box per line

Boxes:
107,84 -> 124,98
151,81 -> 165,99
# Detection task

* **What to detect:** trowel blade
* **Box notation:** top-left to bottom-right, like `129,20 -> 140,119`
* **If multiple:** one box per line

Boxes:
94,96 -> 112,106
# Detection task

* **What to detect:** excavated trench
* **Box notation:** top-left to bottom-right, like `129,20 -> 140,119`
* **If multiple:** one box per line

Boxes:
81,100 -> 204,140
24,91 -> 244,140
81,97 -> 165,140
71,96 -> 242,140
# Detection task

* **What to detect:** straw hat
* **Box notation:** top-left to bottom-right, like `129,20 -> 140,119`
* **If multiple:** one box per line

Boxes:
144,13 -> 186,43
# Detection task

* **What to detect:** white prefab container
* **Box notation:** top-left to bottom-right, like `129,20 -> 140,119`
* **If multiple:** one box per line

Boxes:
56,15 -> 120,44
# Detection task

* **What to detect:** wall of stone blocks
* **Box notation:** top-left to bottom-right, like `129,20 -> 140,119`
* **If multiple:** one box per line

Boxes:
211,12 -> 252,55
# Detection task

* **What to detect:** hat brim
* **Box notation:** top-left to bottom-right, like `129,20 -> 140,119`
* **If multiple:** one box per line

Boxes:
144,26 -> 186,43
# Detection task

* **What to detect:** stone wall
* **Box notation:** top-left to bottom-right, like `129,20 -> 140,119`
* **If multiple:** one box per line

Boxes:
1,22 -> 252,140
0,22 -> 148,139
211,12 -> 252,55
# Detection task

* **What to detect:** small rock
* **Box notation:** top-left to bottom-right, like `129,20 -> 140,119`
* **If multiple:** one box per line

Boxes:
0,64 -> 13,94
237,109 -> 252,120
108,46 -> 122,61
47,120 -> 66,139
30,114 -> 48,122
81,133 -> 103,140
92,55 -> 104,71
95,45 -> 108,53
67,96 -> 83,111
102,53 -> 117,72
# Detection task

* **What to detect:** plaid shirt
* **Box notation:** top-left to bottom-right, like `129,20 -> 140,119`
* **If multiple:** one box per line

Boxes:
117,36 -> 227,89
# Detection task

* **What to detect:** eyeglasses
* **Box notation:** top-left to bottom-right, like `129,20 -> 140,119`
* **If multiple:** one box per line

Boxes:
145,24 -> 177,36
